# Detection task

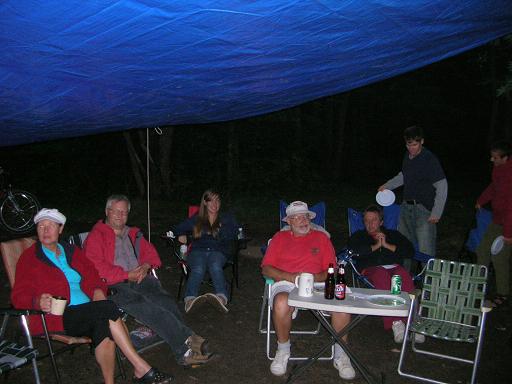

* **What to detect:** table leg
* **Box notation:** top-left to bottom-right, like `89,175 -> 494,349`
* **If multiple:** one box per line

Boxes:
286,310 -> 380,384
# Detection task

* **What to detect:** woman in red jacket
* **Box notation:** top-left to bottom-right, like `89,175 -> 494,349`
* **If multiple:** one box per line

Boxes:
11,208 -> 172,384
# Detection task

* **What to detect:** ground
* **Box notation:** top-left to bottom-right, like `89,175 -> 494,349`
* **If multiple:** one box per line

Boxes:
1,188 -> 511,384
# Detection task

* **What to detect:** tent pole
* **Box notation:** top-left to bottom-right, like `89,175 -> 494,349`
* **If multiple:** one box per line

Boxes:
146,127 -> 151,242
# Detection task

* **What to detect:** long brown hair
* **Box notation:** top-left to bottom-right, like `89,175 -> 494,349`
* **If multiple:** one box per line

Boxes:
192,189 -> 221,239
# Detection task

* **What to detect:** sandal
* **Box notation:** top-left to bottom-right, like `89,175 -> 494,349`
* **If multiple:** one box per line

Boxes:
133,368 -> 173,384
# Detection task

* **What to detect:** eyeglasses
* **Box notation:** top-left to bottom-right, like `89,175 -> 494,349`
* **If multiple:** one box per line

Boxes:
288,214 -> 310,221
108,208 -> 129,217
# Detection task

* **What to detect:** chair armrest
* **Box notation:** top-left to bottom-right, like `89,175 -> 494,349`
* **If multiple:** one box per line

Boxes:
0,307 -> 44,316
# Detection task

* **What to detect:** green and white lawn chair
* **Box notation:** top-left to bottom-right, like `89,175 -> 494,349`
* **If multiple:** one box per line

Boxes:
398,258 -> 492,384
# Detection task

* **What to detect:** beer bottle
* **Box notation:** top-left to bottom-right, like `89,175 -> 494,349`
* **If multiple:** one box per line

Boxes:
325,263 -> 335,300
335,265 -> 346,300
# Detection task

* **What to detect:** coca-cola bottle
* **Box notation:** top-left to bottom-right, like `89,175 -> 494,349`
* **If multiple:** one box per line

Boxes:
335,265 -> 346,300
324,263 -> 335,300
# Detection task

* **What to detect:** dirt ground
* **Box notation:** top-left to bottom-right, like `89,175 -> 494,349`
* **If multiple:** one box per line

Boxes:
1,235 -> 511,384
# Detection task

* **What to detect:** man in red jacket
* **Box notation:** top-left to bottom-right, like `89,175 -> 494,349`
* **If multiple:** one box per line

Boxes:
84,194 -> 213,366
476,141 -> 512,305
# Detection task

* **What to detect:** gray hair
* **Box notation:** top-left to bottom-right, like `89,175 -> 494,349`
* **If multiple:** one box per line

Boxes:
105,194 -> 131,212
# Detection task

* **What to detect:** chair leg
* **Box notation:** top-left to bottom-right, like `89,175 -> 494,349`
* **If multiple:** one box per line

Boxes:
177,273 -> 185,301
38,314 -> 61,384
115,347 -> 126,379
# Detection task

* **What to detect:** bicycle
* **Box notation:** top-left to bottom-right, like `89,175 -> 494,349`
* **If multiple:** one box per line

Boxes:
0,166 -> 41,234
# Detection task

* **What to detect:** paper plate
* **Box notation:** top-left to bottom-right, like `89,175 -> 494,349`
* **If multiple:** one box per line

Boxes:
376,189 -> 395,206
367,294 -> 406,307
313,282 -> 325,293
491,235 -> 505,255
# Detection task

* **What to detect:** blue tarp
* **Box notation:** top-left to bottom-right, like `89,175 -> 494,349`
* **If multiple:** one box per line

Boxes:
1,1 -> 511,147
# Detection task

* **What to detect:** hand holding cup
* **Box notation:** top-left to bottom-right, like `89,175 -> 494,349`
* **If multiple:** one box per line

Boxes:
50,296 -> 67,315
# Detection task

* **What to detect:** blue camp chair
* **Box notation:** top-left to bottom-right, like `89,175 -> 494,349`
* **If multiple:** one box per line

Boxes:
346,204 -> 431,277
465,208 -> 492,254
258,201 -> 333,361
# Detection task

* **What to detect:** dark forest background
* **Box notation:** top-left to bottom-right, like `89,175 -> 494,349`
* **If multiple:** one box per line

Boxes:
1,36 -> 511,240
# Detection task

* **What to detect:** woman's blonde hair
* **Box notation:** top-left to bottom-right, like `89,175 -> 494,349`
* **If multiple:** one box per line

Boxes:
192,189 -> 221,239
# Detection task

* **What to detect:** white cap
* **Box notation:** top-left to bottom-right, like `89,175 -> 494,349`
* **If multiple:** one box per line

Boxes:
34,208 -> 66,225
283,201 -> 316,221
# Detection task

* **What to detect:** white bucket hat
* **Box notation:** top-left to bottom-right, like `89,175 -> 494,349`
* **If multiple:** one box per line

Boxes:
283,201 -> 316,221
34,208 -> 66,225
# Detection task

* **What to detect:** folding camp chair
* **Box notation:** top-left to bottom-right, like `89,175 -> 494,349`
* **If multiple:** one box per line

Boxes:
398,258 -> 491,384
1,312 -> 41,383
347,204 -> 431,279
0,237 -> 100,384
258,200 -> 333,361
166,205 -> 240,301
461,208 -> 492,261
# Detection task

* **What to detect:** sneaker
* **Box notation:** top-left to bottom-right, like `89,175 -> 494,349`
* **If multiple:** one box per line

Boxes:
414,332 -> 426,343
203,293 -> 229,313
184,296 -> 205,314
180,348 -> 215,367
270,349 -> 290,376
186,334 -> 209,355
392,320 -> 405,343
333,351 -> 356,380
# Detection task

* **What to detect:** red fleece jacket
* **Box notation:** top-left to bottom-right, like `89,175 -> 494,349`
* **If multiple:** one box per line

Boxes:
83,220 -> 161,285
11,242 -> 107,335
477,159 -> 512,238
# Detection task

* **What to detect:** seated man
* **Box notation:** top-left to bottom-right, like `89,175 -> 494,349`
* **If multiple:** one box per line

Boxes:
84,194 -> 213,366
347,204 -> 424,343
261,201 -> 355,379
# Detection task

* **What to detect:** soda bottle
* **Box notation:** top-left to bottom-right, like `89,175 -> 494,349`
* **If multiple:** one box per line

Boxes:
335,265 -> 346,300
324,263 -> 335,299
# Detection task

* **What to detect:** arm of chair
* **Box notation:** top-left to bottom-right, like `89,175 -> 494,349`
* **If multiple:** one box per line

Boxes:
0,307 -> 44,316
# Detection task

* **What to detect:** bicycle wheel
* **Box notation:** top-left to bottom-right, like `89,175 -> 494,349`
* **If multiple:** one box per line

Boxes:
0,189 -> 41,234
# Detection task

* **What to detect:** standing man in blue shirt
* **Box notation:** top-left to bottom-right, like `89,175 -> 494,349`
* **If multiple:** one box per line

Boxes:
378,126 -> 448,261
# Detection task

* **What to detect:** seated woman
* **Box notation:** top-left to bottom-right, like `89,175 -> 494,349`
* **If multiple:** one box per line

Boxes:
347,204 -> 424,344
11,208 -> 172,384
173,189 -> 238,313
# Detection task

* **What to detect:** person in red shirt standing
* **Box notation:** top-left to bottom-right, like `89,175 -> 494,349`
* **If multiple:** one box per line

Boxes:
476,141 -> 512,306
261,201 -> 355,380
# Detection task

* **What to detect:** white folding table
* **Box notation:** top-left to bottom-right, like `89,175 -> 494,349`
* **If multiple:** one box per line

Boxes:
287,287 -> 411,384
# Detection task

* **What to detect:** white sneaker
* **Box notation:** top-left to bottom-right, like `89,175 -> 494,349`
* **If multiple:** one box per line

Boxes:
270,349 -> 290,376
414,332 -> 426,343
333,351 -> 356,380
392,320 -> 405,343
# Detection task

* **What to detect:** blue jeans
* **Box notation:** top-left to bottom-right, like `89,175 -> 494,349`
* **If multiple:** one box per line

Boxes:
109,276 -> 192,360
184,249 -> 228,300
398,202 -> 436,258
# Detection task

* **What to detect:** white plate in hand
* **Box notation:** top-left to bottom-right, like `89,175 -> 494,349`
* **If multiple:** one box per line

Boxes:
376,189 -> 395,207
491,235 -> 504,255
367,294 -> 406,307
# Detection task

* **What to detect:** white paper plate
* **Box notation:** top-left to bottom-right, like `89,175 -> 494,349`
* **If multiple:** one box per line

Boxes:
491,235 -> 505,255
367,294 -> 406,307
313,282 -> 325,293
376,189 -> 395,207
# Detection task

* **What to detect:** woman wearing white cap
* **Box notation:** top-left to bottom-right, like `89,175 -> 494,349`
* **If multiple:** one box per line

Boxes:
11,208 -> 172,384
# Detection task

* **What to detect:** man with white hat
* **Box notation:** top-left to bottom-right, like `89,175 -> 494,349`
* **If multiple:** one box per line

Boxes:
261,201 -> 355,380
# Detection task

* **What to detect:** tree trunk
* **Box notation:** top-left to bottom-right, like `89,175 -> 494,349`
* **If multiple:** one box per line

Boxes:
227,122 -> 239,199
333,92 -> 350,180
158,126 -> 175,199
123,131 -> 145,197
